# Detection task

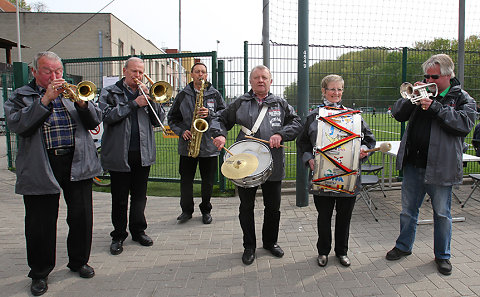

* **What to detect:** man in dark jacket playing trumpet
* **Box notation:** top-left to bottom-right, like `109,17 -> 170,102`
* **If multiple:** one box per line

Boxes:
386,54 -> 477,275
4,51 -> 101,296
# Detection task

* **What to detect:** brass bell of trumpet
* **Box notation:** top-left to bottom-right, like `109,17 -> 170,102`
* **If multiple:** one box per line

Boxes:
400,82 -> 437,104
62,81 -> 97,102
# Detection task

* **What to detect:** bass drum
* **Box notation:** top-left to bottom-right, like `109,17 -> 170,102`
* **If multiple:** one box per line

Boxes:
223,140 -> 273,188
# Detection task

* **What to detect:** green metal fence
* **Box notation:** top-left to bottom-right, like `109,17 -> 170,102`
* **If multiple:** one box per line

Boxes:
1,71 -> 18,169
4,45 -> 480,189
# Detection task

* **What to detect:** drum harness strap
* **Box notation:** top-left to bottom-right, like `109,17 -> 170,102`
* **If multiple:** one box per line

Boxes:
312,107 -> 362,194
241,105 -> 268,136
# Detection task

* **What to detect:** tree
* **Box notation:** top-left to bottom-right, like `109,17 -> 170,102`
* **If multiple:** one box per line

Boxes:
31,2 -> 49,12
7,0 -> 31,11
284,35 -> 480,109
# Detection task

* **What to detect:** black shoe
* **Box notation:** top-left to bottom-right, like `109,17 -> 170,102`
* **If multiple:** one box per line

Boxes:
177,212 -> 192,223
242,248 -> 255,265
263,243 -> 284,258
110,239 -> 123,255
132,234 -> 153,246
31,278 -> 48,296
386,247 -> 412,261
435,258 -> 452,275
317,255 -> 328,267
202,213 -> 212,224
70,264 -> 95,278
337,255 -> 351,267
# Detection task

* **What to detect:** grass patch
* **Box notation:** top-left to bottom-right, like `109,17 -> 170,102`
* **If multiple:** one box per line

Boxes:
93,182 -> 235,197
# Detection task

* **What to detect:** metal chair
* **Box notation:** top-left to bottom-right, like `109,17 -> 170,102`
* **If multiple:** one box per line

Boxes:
462,135 -> 480,208
358,175 -> 380,222
461,173 -> 480,208
361,156 -> 387,198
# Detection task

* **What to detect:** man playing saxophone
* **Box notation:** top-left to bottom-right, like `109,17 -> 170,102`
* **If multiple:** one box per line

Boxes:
168,62 -> 225,224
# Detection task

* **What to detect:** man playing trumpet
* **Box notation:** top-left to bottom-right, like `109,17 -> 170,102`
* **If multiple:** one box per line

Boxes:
4,51 -> 101,296
387,54 -> 477,275
99,57 -> 164,255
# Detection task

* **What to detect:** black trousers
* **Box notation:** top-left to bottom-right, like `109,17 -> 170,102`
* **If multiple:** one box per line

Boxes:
313,195 -> 356,256
237,180 -> 282,249
109,151 -> 150,241
179,155 -> 217,215
24,152 -> 93,279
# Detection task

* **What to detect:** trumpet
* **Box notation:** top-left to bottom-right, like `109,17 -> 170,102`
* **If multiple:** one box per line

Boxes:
400,82 -> 438,104
62,81 -> 97,102
134,75 -> 170,134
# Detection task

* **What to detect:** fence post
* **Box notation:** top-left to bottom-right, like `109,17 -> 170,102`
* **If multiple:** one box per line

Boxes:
2,74 -> 13,169
13,62 -> 29,90
401,47 -> 407,138
243,41 -> 249,94
217,60 -> 226,192
296,0 -> 309,207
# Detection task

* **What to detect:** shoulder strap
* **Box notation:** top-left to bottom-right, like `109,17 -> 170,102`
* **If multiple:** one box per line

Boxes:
241,105 -> 268,136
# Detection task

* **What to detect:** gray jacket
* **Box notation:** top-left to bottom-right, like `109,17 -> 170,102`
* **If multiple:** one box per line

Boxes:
167,82 -> 225,157
4,79 -> 102,195
211,90 -> 302,181
98,79 -> 164,172
393,78 -> 477,185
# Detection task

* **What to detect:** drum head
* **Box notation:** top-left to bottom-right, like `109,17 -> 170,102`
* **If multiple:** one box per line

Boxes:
225,140 -> 272,178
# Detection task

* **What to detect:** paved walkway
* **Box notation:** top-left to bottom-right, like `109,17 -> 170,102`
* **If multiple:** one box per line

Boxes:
1,136 -> 480,296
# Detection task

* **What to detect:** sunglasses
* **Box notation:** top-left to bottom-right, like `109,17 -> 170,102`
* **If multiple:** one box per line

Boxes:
424,74 -> 440,79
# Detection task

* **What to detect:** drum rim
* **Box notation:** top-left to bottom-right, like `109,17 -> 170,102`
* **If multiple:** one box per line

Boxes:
224,139 -> 273,187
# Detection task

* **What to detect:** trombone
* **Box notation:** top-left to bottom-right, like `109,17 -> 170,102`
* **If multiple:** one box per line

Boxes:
134,74 -> 172,134
62,81 -> 97,102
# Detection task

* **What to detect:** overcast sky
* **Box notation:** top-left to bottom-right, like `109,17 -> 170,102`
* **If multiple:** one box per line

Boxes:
29,0 -> 264,57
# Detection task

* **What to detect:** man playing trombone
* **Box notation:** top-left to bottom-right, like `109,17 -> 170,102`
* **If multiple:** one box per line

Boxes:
4,51 -> 101,296
387,54 -> 477,275
99,57 -> 164,256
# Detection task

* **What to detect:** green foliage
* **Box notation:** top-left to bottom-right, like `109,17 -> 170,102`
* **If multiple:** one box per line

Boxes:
287,35 -> 480,110
7,0 -> 31,11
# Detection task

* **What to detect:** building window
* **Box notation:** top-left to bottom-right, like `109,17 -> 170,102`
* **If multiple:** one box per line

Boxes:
131,46 -> 135,56
118,39 -> 124,56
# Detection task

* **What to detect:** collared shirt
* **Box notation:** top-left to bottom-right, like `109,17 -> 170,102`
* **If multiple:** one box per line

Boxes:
254,93 -> 268,106
123,80 -> 138,94
439,86 -> 451,97
41,89 -> 76,149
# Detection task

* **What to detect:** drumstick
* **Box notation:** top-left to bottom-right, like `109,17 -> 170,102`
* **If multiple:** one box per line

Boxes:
244,135 -> 290,149
364,142 -> 392,153
211,137 -> 234,156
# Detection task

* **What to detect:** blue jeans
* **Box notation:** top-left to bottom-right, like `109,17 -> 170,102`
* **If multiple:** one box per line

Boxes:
395,164 -> 452,259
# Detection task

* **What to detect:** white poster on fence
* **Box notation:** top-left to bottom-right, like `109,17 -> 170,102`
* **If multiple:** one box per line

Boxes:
103,76 -> 118,88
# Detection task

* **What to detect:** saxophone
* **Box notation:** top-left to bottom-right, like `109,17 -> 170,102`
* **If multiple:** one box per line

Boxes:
187,79 -> 209,158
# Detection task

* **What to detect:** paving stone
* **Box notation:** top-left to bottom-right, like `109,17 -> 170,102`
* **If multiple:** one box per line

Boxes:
1,135 -> 480,296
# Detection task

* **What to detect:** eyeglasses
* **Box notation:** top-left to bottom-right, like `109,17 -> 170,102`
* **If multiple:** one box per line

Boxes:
424,74 -> 440,79
325,88 -> 344,92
